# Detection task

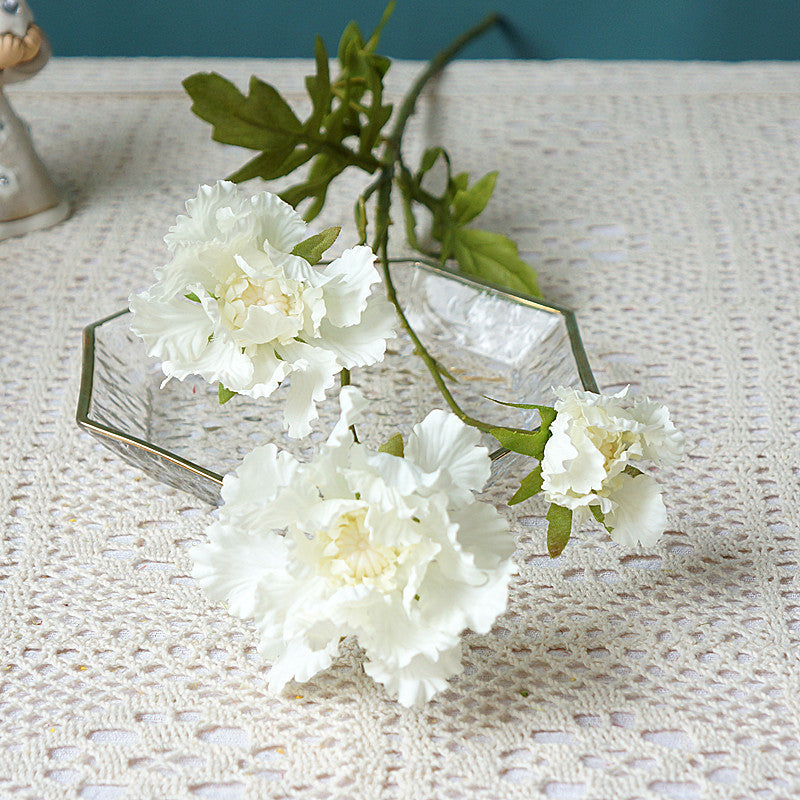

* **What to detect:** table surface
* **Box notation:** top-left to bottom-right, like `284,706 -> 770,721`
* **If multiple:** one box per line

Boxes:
3,57 -> 800,800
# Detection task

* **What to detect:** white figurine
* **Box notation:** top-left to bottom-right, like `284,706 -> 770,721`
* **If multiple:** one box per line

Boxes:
0,0 -> 69,239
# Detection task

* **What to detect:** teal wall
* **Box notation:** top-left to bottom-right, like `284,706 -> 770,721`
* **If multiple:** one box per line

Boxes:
28,1 -> 800,60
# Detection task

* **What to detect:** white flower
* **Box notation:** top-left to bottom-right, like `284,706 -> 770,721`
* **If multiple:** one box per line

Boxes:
129,181 -> 396,437
191,388 -> 515,707
541,386 -> 684,546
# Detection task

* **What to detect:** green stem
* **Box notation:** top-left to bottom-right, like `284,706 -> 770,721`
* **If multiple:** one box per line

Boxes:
368,13 -> 501,436
378,243 -> 494,434
382,13 -> 500,163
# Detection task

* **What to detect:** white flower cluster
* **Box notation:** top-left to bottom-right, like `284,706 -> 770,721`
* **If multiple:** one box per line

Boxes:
129,181 -> 396,437
541,387 -> 685,546
191,388 -> 515,707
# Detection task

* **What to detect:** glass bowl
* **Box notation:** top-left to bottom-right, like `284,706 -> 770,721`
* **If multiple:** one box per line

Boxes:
76,260 -> 596,505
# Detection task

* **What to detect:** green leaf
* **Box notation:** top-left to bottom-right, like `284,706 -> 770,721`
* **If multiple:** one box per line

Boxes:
509,464 -> 543,505
305,36 -> 332,130
546,504 -> 573,558
218,384 -> 237,405
280,154 -> 347,220
486,397 -> 555,413
227,142 -> 309,183
183,72 -> 300,151
248,76 -> 303,134
365,1 -> 396,53
433,358 -> 458,383
355,197 -> 368,244
416,147 -> 452,196
452,172 -> 469,193
291,226 -> 341,265
420,146 -> 447,176
589,504 -> 613,533
185,292 -> 201,303
491,427 -> 546,460
451,228 -> 540,297
452,171 -> 497,225
490,407 -> 556,459
378,432 -> 404,457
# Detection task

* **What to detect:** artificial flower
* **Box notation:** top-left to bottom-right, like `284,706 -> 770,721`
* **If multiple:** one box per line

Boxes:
129,180 -> 396,437
541,386 -> 684,546
191,387 -> 515,707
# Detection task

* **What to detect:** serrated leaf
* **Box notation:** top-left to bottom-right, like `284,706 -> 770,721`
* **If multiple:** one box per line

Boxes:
280,154 -> 347,219
546,503 -> 572,558
291,227 -> 341,265
247,76 -> 303,134
218,384 -> 237,405
183,72 -> 300,151
378,432 -> 404,457
509,464 -> 543,505
305,36 -> 332,131
452,171 -> 497,225
451,227 -> 540,297
227,142 -> 309,183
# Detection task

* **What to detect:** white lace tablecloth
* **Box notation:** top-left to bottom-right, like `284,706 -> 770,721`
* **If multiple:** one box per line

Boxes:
3,57 -> 800,800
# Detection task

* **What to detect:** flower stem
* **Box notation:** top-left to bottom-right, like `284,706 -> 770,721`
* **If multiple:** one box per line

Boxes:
378,245 -> 494,434
368,14 -> 501,437
382,13 -> 500,163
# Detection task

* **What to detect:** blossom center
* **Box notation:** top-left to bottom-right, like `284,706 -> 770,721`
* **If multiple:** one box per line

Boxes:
587,425 -> 636,468
217,273 -> 299,329
318,508 -> 400,587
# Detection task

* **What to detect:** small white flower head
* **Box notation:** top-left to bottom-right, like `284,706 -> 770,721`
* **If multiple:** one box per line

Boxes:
191,388 -> 516,707
129,181 -> 396,437
541,386 -> 685,546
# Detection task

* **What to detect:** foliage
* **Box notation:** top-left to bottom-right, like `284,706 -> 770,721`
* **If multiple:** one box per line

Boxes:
183,3 -> 539,295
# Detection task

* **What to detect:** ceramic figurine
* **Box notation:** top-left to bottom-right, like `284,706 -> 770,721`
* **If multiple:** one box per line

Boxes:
0,0 -> 68,239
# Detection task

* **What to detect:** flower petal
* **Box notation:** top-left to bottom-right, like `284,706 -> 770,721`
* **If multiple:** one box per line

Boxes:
406,409 -> 491,494
364,645 -> 463,707
164,180 -> 249,250
249,190 -> 308,253
313,295 -> 396,368
191,522 -> 288,620
604,472 -> 667,547
276,340 -> 339,438
318,246 -> 380,327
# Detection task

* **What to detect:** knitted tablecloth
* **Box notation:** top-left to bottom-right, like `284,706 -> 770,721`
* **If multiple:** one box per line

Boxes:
2,57 -> 800,800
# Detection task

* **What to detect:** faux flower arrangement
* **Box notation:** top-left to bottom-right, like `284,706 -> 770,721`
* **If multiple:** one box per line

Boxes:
130,6 -> 684,706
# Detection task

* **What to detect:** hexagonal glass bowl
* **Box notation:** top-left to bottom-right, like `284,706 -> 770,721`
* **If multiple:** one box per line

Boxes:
76,260 -> 597,506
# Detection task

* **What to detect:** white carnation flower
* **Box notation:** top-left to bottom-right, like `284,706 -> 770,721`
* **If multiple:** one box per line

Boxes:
541,386 -> 684,546
191,388 -> 516,707
129,180 -> 396,437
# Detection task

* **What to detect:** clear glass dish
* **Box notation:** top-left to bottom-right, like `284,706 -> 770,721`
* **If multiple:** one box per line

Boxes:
76,260 -> 597,505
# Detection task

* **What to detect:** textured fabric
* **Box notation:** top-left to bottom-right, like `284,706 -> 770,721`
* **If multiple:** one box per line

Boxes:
2,57 -> 800,799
